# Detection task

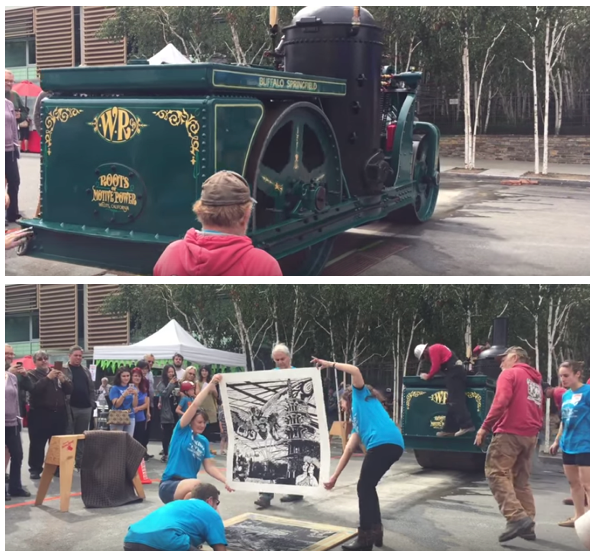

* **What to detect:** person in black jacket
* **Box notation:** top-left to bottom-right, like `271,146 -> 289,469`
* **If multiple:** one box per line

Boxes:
27,351 -> 73,479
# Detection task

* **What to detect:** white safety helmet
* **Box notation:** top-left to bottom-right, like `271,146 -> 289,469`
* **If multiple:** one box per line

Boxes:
414,344 -> 428,360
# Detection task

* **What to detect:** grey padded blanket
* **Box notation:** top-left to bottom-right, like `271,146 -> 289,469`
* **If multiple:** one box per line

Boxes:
81,430 -> 145,508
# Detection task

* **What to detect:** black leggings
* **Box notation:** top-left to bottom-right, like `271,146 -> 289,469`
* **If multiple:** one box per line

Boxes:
5,150 -> 20,221
357,443 -> 404,529
443,358 -> 474,432
133,420 -> 147,448
161,423 -> 175,455
5,425 -> 24,493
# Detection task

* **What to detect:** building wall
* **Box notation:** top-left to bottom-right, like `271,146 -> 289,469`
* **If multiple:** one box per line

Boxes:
5,284 -> 129,359
4,6 -> 126,78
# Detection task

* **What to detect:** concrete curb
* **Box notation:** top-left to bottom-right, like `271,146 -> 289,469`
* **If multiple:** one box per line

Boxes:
443,171 -> 590,188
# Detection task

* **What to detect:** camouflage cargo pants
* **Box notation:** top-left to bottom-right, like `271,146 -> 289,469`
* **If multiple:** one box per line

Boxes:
485,433 -> 537,522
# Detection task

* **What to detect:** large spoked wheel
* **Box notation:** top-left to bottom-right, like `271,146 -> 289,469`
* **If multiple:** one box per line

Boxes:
386,135 -> 440,225
402,135 -> 440,224
246,102 -> 343,276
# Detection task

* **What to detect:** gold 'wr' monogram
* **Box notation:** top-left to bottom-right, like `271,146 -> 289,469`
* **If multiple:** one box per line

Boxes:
89,107 -> 147,144
430,391 -> 449,405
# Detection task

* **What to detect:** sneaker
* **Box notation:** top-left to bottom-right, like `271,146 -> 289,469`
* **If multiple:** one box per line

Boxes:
29,471 -> 41,480
254,496 -> 271,509
455,427 -> 476,437
160,455 -> 168,463
146,454 -> 154,459
499,517 -> 534,543
519,525 -> 536,541
159,450 -> 164,456
436,431 -> 455,438
9,487 -> 31,498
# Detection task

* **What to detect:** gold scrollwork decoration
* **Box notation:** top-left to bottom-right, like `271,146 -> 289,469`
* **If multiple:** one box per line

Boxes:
44,108 -> 84,155
262,175 -> 284,193
405,390 -> 425,410
466,391 -> 482,412
153,109 -> 200,167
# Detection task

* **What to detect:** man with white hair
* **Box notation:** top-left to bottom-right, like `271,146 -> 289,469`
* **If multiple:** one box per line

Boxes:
414,343 -> 475,438
254,343 -> 304,510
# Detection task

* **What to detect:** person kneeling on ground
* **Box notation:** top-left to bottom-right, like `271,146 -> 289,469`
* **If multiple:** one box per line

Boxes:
312,357 -> 405,551
124,482 -> 227,551
159,373 -> 233,504
154,171 -> 282,277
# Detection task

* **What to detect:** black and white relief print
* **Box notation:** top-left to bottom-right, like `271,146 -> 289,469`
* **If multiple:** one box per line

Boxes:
221,368 -> 330,495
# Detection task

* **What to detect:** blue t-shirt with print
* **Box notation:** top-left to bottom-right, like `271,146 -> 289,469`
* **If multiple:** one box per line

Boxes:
125,499 -> 227,550
178,396 -> 194,413
162,421 -> 212,481
351,386 -> 404,451
109,385 -> 136,415
560,384 -> 590,455
135,391 -> 147,422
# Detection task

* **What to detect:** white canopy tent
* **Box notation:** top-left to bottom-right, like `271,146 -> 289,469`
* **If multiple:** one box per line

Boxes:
93,320 -> 246,368
148,44 -> 192,65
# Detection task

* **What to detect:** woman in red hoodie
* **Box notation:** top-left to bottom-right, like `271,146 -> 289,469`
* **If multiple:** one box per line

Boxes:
154,171 -> 282,277
475,346 -> 544,544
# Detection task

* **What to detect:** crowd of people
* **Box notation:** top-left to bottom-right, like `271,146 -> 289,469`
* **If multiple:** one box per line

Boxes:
5,341 -> 590,551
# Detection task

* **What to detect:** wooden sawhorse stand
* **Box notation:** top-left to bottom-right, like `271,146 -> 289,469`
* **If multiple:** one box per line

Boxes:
34,434 -> 145,512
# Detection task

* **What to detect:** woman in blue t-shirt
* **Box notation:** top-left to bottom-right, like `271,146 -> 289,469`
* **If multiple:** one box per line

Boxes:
550,361 -> 590,528
159,373 -> 234,504
109,367 -> 139,436
312,357 -> 405,551
131,368 -> 151,458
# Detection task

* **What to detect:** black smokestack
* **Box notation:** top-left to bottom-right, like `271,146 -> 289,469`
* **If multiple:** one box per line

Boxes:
493,317 -> 508,347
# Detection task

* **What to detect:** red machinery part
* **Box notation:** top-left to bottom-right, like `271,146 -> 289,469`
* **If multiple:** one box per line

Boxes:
386,123 -> 397,152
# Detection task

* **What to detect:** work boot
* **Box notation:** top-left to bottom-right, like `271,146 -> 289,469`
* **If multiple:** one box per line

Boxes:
455,427 -> 476,437
371,524 -> 383,547
342,528 -> 373,551
436,431 -> 455,438
254,496 -> 271,509
280,495 -> 303,503
519,524 -> 536,541
498,517 -> 534,543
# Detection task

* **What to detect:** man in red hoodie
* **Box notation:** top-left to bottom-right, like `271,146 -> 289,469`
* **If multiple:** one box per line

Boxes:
475,346 -> 543,543
154,171 -> 283,276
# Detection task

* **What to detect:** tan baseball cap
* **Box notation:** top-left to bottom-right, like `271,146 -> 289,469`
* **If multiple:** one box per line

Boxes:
200,171 -> 257,207
496,346 -> 529,362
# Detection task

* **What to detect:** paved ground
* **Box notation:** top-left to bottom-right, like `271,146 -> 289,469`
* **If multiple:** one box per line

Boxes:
5,437 -> 586,552
6,154 -> 590,276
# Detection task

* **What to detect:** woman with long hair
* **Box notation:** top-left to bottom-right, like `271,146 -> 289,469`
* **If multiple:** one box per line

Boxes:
156,365 -> 179,463
159,374 -> 233,504
109,368 -> 138,436
312,357 -> 404,551
550,361 -> 590,528
182,367 -> 199,394
131,368 -> 151,459
197,366 -> 218,442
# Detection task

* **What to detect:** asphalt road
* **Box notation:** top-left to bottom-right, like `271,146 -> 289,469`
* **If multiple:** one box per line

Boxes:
6,155 -> 590,276
5,438 -> 585,552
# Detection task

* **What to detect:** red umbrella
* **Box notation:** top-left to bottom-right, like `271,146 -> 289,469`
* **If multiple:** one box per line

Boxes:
13,81 -> 42,98
13,355 -> 53,370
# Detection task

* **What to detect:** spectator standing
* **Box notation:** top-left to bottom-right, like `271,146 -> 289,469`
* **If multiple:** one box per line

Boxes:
182,366 -> 199,393
109,367 -> 138,436
131,368 -> 151,459
550,361 -> 590,528
173,353 -> 185,380
97,377 -> 111,407
156,365 -> 179,462
154,171 -> 282,277
5,91 -> 21,223
64,346 -> 95,469
136,359 -> 154,458
27,351 -> 72,479
5,350 -> 33,499
197,366 -> 219,442
474,347 -> 543,543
